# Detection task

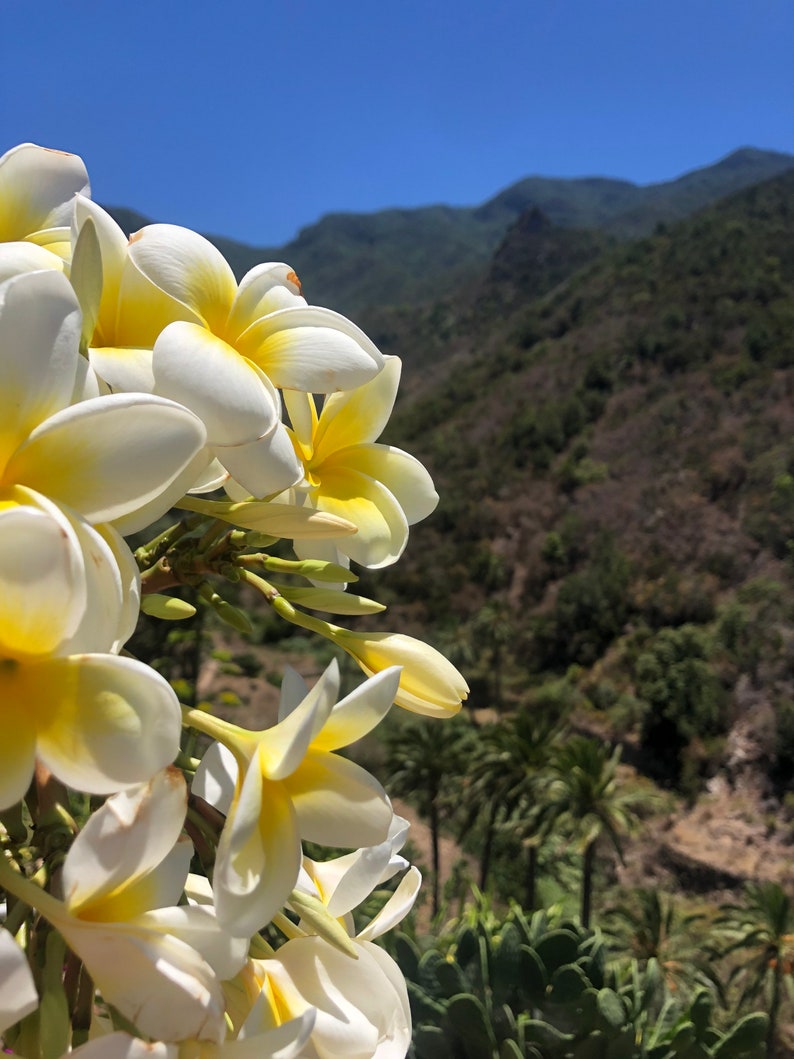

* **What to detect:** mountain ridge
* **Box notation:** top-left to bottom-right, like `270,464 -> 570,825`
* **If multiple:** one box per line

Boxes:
103,146 -> 794,320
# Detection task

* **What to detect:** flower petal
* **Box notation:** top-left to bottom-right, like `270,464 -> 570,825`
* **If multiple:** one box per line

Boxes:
0,269 -> 81,467
286,751 -> 392,848
7,393 -> 207,523
0,928 -> 38,1034
0,143 -> 89,238
213,422 -> 302,499
226,262 -> 305,342
0,699 -> 37,811
314,356 -> 400,456
137,904 -> 248,982
127,224 -> 237,335
0,241 -> 64,282
236,306 -> 384,392
34,654 -> 181,794
311,667 -> 400,752
313,468 -> 409,568
0,499 -> 86,655
333,444 -> 438,526
153,323 -> 279,445
213,766 -> 301,936
356,866 -> 421,941
62,768 -> 189,918
56,919 -> 226,1043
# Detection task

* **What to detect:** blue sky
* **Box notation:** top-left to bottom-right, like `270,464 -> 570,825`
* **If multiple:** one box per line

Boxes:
2,1 -> 792,246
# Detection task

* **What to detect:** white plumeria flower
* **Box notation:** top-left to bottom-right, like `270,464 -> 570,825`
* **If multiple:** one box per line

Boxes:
0,490 -> 181,808
192,660 -> 399,937
1,770 -> 246,1043
248,938 -> 412,1059
297,815 -> 420,941
67,1009 -> 316,1059
72,207 -> 385,497
0,142 -> 89,279
0,928 -> 38,1036
258,356 -> 438,574
0,268 -> 208,536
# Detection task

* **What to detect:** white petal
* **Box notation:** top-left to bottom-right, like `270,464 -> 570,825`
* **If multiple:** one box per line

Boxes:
62,768 -> 188,916
0,241 -> 64,282
88,346 -> 155,393
0,928 -> 38,1034
226,261 -> 306,341
68,1032 -> 174,1059
213,765 -> 302,936
286,752 -> 392,848
213,422 -> 302,499
8,393 -> 207,523
56,919 -> 226,1043
35,654 -> 181,794
314,356 -> 401,455
356,866 -> 421,941
236,306 -> 384,392
127,223 -> 236,333
0,503 -> 86,655
136,905 -> 247,981
0,143 -> 89,237
192,740 -> 238,815
153,322 -> 279,445
0,269 -> 81,465
312,667 -> 400,753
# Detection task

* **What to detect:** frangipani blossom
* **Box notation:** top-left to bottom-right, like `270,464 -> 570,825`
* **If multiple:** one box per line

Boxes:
239,356 -> 438,573
68,1009 -> 316,1059
331,628 -> 469,718
0,269 -> 207,536
192,660 -> 400,936
73,208 -> 386,497
246,938 -> 412,1059
1,770 -> 245,1043
297,815 -> 420,941
0,491 -> 181,808
0,142 -> 89,276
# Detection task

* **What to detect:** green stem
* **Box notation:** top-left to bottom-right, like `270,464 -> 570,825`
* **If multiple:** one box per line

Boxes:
0,854 -> 64,923
237,567 -> 339,639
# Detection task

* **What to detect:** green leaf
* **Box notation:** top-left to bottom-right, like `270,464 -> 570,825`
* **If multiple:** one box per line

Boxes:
712,1012 -> 769,1056
549,962 -> 591,1004
596,988 -> 626,1031
448,993 -> 497,1058
535,928 -> 581,974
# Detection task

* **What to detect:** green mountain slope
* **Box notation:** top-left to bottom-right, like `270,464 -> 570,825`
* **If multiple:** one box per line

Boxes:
372,170 -> 794,789
103,147 -> 793,322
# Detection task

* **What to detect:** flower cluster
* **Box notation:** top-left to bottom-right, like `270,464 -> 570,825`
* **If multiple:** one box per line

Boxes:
0,143 -> 468,1057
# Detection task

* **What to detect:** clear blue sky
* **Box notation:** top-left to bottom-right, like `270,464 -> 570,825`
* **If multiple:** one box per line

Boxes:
2,0 -> 792,247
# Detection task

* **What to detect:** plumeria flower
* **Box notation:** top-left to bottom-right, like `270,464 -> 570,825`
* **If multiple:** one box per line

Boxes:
0,770 -> 246,1042
191,660 -> 400,936
0,268 -> 208,536
0,928 -> 38,1036
0,490 -> 182,808
243,938 -> 412,1059
71,205 -> 386,497
227,356 -> 437,575
329,627 -> 469,718
67,1010 -> 316,1059
297,815 -> 418,937
0,142 -> 89,278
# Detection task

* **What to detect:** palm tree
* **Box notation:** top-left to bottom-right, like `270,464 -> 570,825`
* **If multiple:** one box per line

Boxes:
604,887 -> 719,1001
384,714 -> 473,918
468,710 -> 567,905
712,881 -> 794,1058
541,736 -> 654,928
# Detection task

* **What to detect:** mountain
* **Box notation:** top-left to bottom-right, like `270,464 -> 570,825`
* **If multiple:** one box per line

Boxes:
103,147 -> 793,323
364,169 -> 794,790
